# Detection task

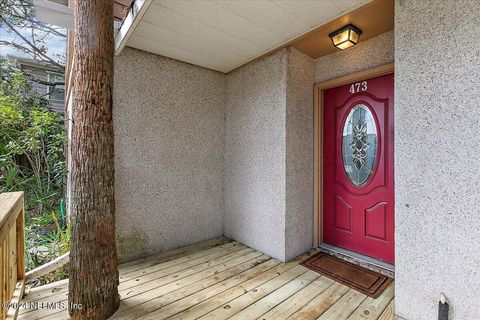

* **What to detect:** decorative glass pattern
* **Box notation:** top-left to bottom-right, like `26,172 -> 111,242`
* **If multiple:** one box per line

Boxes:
342,104 -> 378,187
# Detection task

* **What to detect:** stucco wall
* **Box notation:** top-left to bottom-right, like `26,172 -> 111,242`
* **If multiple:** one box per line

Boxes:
113,47 -> 226,262
112,32 -> 390,264
224,49 -> 288,261
224,48 -> 314,262
395,1 -> 480,319
315,30 -> 394,83
285,48 -> 315,261
113,46 -> 314,263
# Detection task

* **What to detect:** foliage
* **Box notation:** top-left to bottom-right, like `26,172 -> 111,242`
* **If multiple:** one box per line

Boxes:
0,0 -> 66,69
0,58 -> 68,285
0,59 -> 64,211
25,209 -> 70,286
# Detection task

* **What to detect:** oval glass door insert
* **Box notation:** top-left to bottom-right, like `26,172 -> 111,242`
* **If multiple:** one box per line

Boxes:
342,104 -> 378,187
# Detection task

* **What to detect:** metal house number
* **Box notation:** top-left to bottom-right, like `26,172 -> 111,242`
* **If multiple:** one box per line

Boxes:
349,81 -> 368,94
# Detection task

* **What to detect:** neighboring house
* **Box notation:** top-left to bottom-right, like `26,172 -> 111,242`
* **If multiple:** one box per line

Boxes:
31,1 -> 480,320
7,55 -> 65,112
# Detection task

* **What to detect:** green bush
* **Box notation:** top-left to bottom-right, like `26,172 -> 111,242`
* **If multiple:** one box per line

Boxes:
0,59 -> 69,285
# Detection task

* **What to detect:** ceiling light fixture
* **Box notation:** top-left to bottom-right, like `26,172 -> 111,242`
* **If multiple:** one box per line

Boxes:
328,24 -> 363,50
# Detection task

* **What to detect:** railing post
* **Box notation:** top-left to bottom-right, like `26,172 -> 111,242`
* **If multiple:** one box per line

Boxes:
15,198 -> 24,282
0,192 -> 25,320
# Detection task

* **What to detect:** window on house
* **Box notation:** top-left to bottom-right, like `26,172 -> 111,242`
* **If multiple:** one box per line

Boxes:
47,72 -> 65,101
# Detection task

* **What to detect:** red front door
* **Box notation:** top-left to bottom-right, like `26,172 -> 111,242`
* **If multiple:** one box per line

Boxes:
323,73 -> 394,264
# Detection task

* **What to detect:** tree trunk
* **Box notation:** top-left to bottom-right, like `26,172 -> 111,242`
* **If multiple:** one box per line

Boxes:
69,1 -> 119,319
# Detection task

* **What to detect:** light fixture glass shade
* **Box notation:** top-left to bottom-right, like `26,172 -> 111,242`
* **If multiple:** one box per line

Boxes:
328,24 -> 362,50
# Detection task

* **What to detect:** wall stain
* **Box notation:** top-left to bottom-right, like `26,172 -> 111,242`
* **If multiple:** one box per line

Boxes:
116,231 -> 148,262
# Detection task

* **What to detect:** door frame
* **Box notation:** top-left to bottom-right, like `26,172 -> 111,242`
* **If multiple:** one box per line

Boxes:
313,63 -> 394,246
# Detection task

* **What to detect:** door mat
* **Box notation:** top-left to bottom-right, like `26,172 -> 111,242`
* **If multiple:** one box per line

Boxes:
301,252 -> 392,298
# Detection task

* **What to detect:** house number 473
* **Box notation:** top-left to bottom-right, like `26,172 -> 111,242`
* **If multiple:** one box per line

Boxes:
349,81 -> 367,93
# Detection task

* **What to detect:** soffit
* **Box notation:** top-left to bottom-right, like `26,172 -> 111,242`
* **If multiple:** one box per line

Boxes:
123,0 -> 372,73
291,0 -> 394,59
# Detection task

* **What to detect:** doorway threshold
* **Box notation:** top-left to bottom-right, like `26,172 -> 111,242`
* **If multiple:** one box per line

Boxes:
318,243 -> 395,278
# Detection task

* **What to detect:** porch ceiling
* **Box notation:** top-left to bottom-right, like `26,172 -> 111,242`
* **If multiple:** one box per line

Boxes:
116,0 -> 372,73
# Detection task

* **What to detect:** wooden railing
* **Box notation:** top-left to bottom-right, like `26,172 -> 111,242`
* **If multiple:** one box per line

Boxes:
0,192 -> 25,320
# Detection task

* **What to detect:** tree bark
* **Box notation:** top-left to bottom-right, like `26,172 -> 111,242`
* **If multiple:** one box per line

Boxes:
69,1 -> 119,319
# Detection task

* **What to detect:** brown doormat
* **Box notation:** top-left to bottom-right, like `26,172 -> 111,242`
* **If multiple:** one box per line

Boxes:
301,252 -> 393,298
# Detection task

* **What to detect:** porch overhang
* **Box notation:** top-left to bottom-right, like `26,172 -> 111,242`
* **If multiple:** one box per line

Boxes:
32,0 -> 74,30
32,0 -> 134,30
33,0 -> 393,74
114,0 -> 394,73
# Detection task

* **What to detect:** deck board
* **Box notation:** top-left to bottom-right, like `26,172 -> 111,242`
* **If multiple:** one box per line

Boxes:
286,282 -> 349,320
168,255 -> 308,320
150,259 -> 281,320
317,289 -> 368,319
378,300 -> 396,320
113,253 -> 269,319
347,283 -> 395,319
258,276 -> 334,320
17,238 -> 395,320
228,271 -> 320,320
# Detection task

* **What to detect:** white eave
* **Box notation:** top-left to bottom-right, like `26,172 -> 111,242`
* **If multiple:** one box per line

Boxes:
33,0 -> 74,30
33,0 -> 373,73
115,0 -> 153,54
114,0 -> 371,73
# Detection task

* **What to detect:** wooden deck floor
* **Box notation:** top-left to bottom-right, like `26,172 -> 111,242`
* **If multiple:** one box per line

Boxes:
17,238 -> 395,320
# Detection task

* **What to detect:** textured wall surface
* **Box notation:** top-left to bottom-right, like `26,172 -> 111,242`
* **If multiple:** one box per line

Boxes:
113,47 -> 226,262
114,46 -> 315,263
315,30 -> 394,83
224,48 -> 314,261
224,49 -> 288,261
285,48 -> 315,261
395,1 -> 480,319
